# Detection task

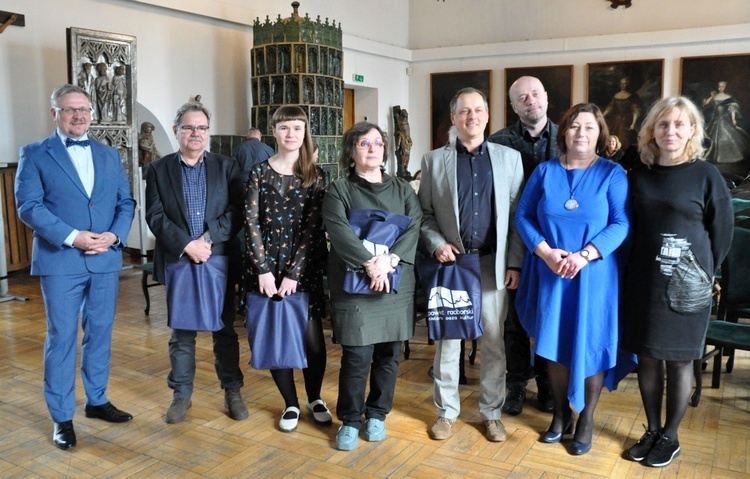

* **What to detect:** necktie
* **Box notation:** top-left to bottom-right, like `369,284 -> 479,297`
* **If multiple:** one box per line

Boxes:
66,138 -> 90,148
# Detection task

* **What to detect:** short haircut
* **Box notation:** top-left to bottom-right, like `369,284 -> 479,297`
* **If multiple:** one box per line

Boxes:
449,87 -> 489,115
556,103 -> 609,155
173,102 -> 211,127
339,122 -> 389,173
50,84 -> 90,108
638,96 -> 705,166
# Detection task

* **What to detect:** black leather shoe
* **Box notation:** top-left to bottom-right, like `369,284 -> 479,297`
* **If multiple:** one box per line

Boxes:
502,384 -> 525,416
53,421 -> 76,450
85,402 -> 133,423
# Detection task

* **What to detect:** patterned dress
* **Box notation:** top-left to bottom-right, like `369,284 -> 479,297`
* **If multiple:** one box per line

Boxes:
244,161 -> 327,319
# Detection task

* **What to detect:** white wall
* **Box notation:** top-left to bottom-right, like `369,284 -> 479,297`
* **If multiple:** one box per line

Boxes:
408,0 -> 750,49
132,0 -> 410,48
0,0 -> 410,162
2,0 -> 750,179
404,23 -> 750,174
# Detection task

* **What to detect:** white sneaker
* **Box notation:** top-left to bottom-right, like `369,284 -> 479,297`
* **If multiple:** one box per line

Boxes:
279,406 -> 300,432
306,399 -> 333,425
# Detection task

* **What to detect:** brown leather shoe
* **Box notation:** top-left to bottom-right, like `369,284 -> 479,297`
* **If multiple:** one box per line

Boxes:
430,417 -> 455,440
485,420 -> 507,442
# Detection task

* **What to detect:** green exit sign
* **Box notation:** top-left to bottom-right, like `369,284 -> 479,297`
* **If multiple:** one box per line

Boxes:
353,74 -> 364,82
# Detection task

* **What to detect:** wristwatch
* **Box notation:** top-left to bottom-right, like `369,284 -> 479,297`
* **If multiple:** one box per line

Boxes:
389,254 -> 400,268
579,249 -> 590,262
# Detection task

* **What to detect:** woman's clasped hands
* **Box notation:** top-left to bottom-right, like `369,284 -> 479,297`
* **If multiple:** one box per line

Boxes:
539,246 -> 587,279
363,254 -> 394,293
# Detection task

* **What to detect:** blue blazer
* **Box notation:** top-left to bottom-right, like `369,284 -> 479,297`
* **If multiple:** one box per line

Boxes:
15,132 -> 136,276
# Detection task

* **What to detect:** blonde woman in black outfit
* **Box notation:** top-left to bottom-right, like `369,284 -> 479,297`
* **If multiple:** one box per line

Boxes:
622,97 -> 733,467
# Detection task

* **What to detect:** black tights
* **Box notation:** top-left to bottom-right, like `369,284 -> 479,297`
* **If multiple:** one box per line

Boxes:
636,356 -> 692,439
271,317 -> 327,408
547,361 -> 604,444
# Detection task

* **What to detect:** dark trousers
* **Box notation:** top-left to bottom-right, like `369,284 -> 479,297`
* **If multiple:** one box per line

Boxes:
337,341 -> 401,428
168,265 -> 243,398
505,289 -> 548,386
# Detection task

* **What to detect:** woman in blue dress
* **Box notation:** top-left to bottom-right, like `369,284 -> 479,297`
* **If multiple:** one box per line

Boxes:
515,103 -> 632,455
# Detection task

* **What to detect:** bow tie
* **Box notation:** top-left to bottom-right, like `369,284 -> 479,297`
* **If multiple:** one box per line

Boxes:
65,138 -> 90,148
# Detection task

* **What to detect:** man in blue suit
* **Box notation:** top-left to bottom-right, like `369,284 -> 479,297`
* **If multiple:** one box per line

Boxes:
15,84 -> 136,450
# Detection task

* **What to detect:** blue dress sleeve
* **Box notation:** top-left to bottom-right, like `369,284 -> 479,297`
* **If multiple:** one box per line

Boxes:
515,164 -> 546,253
588,165 -> 630,258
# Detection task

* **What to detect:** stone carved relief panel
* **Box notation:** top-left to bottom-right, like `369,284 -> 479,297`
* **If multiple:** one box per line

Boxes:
67,27 -> 138,190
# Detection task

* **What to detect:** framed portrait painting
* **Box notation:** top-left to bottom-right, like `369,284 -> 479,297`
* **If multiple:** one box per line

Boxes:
681,54 -> 750,174
504,65 -> 573,127
587,59 -> 663,150
430,70 -> 491,150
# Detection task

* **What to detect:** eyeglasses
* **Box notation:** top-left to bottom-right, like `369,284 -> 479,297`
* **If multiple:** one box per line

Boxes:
356,139 -> 385,149
179,125 -> 210,133
54,107 -> 92,115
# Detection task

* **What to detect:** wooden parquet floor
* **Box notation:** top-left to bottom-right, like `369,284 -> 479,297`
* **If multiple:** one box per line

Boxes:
1,265 -> 749,478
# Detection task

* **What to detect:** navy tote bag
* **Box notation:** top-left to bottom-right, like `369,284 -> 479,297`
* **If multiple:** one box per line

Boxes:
343,209 -> 411,294
245,292 -> 309,370
418,253 -> 483,340
164,255 -> 228,332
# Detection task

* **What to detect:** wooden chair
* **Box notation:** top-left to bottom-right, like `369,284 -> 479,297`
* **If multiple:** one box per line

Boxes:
716,215 -> 750,370
692,221 -> 750,406
692,320 -> 750,406
137,262 -> 160,315
722,172 -> 746,192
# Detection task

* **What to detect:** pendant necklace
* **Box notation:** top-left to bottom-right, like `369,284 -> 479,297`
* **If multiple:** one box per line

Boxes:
563,155 -> 597,211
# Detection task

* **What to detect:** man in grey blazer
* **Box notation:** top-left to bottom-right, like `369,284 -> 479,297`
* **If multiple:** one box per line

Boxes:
419,87 -> 525,442
145,102 -> 247,424
16,84 -> 136,450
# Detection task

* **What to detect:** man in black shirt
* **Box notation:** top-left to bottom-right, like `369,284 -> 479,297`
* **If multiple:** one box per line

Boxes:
420,87 -> 524,442
488,76 -> 561,416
